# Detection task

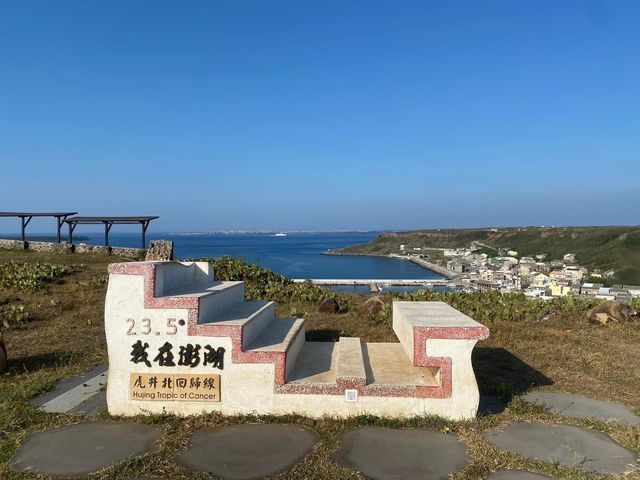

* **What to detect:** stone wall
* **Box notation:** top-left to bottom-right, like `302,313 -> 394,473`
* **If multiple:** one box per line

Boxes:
0,239 -> 27,250
111,246 -> 145,260
27,241 -> 73,253
0,238 -> 144,259
74,244 -> 111,254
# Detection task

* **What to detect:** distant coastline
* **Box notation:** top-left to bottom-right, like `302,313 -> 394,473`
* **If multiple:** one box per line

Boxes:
168,230 -> 381,236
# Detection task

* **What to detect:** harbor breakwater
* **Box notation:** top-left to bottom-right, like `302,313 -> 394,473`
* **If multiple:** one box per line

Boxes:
325,250 -> 456,280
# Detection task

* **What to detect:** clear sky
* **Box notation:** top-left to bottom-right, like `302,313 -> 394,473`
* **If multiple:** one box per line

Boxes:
1,1 -> 638,233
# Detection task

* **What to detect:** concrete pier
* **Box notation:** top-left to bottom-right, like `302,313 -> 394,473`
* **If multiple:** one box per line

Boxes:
292,279 -> 451,286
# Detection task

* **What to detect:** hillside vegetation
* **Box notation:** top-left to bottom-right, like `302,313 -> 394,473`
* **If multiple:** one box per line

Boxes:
339,226 -> 640,284
0,250 -> 639,479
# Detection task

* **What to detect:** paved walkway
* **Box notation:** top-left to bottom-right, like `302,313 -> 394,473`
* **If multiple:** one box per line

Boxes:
19,372 -> 640,479
11,418 -> 638,478
30,362 -> 108,415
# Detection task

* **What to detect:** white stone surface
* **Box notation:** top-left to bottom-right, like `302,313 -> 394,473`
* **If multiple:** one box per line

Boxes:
105,262 -> 489,420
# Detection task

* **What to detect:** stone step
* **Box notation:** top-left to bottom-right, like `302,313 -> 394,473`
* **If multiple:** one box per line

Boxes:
160,281 -> 245,322
199,300 -> 276,348
284,341 -> 439,391
363,343 -> 438,386
337,337 -> 366,387
287,342 -> 338,384
245,318 -> 305,380
153,261 -> 215,296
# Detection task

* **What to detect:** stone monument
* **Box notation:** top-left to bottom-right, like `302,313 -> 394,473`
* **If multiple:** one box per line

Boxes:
105,261 -> 489,419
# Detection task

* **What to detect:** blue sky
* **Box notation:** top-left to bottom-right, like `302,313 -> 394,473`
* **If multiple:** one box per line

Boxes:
1,1 -> 638,232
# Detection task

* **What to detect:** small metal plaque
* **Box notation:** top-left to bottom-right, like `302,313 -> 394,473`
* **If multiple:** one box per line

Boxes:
129,373 -> 220,402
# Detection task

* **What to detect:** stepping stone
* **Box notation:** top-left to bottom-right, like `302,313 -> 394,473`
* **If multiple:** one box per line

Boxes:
486,471 -> 551,479
523,391 -> 640,426
333,428 -> 468,480
485,422 -> 638,475
11,421 -> 160,477
177,424 -> 317,480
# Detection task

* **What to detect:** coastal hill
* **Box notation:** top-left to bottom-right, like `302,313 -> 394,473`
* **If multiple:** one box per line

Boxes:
336,226 -> 640,285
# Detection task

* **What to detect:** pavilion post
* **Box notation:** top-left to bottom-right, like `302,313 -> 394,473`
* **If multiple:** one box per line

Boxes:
141,221 -> 149,249
56,216 -> 63,243
67,222 -> 73,244
104,222 -> 113,247
20,216 -> 32,242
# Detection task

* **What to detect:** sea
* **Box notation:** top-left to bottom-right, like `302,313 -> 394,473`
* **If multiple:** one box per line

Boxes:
4,231 -> 444,292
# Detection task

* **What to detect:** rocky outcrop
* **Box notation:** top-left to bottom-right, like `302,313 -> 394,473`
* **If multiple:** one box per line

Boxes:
361,295 -> 389,316
318,297 -> 339,314
587,301 -> 637,326
145,240 -> 174,261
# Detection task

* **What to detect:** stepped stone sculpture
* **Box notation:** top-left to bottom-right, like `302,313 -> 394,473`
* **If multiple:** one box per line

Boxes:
105,261 -> 489,419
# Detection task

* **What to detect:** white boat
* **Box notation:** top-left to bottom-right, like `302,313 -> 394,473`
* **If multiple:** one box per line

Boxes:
274,232 -> 287,237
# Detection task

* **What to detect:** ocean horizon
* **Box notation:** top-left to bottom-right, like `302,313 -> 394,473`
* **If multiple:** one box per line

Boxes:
0,231 -> 441,281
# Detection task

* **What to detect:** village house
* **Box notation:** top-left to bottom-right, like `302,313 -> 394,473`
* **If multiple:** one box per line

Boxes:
549,284 -> 572,297
563,265 -> 588,283
479,270 -> 495,282
529,272 -> 552,288
535,262 -> 551,273
550,269 -> 566,281
447,259 -> 471,273
514,264 -> 532,276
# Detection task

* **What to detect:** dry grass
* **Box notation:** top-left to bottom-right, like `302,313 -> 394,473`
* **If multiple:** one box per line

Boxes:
0,249 -> 638,479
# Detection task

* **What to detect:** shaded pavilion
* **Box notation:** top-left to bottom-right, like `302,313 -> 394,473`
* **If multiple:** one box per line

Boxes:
64,216 -> 159,248
0,211 -> 78,242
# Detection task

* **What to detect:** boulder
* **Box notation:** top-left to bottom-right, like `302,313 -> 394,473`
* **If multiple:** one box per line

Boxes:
318,297 -> 339,314
361,296 -> 385,316
145,240 -> 174,261
587,301 -> 637,326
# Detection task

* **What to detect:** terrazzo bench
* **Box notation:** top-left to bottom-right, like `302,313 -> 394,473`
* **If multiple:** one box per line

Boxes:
105,261 -> 489,419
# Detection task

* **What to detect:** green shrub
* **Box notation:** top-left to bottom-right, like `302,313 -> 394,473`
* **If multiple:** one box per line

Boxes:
191,256 -> 330,304
0,261 -> 80,291
392,289 -> 602,324
188,257 -> 632,325
0,304 -> 34,329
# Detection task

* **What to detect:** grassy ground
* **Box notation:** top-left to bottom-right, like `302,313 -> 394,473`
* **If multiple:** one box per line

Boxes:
0,250 -> 638,479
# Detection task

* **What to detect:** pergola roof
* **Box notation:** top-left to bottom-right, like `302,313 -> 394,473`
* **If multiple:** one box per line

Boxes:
0,211 -> 78,242
1,212 -> 159,247
64,216 -> 159,224
0,211 -> 77,217
64,216 -> 159,248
